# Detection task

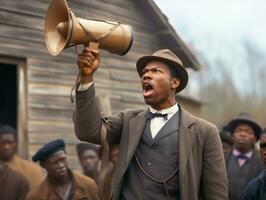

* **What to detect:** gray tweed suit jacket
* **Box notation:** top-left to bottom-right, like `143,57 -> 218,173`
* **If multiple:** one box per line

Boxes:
73,85 -> 229,200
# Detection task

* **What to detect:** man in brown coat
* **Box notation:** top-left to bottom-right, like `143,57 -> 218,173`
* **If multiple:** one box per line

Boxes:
0,161 -> 29,200
0,125 -> 44,190
73,48 -> 228,199
76,142 -> 100,183
27,139 -> 99,200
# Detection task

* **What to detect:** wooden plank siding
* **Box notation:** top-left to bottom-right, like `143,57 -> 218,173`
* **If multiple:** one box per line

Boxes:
0,0 -> 201,169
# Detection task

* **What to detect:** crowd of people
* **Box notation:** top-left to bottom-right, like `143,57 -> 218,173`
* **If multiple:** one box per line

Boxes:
0,115 -> 265,199
0,48 -> 265,200
0,124 -> 119,200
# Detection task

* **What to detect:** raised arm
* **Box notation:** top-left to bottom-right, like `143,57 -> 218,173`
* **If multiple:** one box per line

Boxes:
73,47 -> 123,145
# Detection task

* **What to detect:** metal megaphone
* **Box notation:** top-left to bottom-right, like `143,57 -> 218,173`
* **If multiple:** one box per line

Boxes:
44,0 -> 133,55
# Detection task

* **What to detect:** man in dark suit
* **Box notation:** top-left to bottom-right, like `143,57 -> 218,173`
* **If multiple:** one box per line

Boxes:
73,47 -> 228,200
225,113 -> 264,200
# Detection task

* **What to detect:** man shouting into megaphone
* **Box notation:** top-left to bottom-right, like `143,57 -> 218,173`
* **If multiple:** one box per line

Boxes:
73,47 -> 228,200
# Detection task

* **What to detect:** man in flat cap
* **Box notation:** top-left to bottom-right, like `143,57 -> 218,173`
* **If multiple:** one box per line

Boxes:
0,124 -> 44,190
244,128 -> 266,200
73,48 -> 228,199
225,112 -> 264,200
76,142 -> 100,183
27,139 -> 99,200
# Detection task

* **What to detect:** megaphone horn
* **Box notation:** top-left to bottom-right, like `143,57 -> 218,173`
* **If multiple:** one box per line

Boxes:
44,0 -> 134,56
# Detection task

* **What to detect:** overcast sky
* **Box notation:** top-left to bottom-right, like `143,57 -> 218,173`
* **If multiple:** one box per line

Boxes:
154,0 -> 266,47
153,0 -> 266,95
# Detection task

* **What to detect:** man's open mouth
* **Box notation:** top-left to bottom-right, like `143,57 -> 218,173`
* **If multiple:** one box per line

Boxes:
142,82 -> 154,97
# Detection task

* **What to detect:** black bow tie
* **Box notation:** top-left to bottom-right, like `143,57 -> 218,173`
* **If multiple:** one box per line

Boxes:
146,112 -> 168,120
236,154 -> 249,160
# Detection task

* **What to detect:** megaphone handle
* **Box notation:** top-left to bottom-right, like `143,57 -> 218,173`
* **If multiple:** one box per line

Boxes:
88,42 -> 99,50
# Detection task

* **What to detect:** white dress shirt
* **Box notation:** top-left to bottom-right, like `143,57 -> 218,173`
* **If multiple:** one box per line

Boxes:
78,82 -> 179,139
233,148 -> 253,167
78,82 -> 94,91
149,104 -> 179,138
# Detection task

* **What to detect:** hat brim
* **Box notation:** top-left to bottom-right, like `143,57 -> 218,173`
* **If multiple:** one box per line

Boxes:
136,55 -> 188,93
228,119 -> 262,140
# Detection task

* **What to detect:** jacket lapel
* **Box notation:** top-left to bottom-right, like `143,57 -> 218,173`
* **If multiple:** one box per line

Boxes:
40,179 -> 58,200
70,171 -> 92,200
112,111 -> 148,198
178,106 -> 197,180
125,109 -> 148,173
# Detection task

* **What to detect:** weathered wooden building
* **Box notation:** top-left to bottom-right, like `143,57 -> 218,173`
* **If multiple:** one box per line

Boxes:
0,0 -> 201,169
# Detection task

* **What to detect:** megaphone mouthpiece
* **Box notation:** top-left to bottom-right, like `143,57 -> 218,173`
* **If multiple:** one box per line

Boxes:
56,22 -> 68,38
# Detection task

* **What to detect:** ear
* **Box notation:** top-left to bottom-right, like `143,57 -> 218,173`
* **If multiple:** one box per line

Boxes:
171,78 -> 180,90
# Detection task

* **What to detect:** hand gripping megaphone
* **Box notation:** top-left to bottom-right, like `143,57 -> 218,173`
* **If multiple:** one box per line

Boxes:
44,0 -> 133,56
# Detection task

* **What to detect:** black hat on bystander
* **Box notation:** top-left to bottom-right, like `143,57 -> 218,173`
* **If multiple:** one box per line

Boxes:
32,139 -> 65,162
227,112 -> 262,140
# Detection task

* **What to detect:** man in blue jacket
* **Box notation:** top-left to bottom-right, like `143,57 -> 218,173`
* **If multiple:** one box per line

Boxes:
244,128 -> 266,200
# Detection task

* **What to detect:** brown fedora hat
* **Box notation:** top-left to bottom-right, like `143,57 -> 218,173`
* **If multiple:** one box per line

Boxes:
136,49 -> 188,93
227,112 -> 262,140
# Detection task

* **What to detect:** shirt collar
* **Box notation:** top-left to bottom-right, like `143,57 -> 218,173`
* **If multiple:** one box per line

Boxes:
233,148 -> 253,158
149,103 -> 179,115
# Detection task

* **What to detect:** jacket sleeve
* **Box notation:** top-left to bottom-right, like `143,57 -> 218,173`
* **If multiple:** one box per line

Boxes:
244,176 -> 260,200
244,183 -> 254,200
73,85 -> 123,145
201,124 -> 229,200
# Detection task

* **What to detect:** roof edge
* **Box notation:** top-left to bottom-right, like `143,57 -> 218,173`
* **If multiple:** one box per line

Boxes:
144,0 -> 201,71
